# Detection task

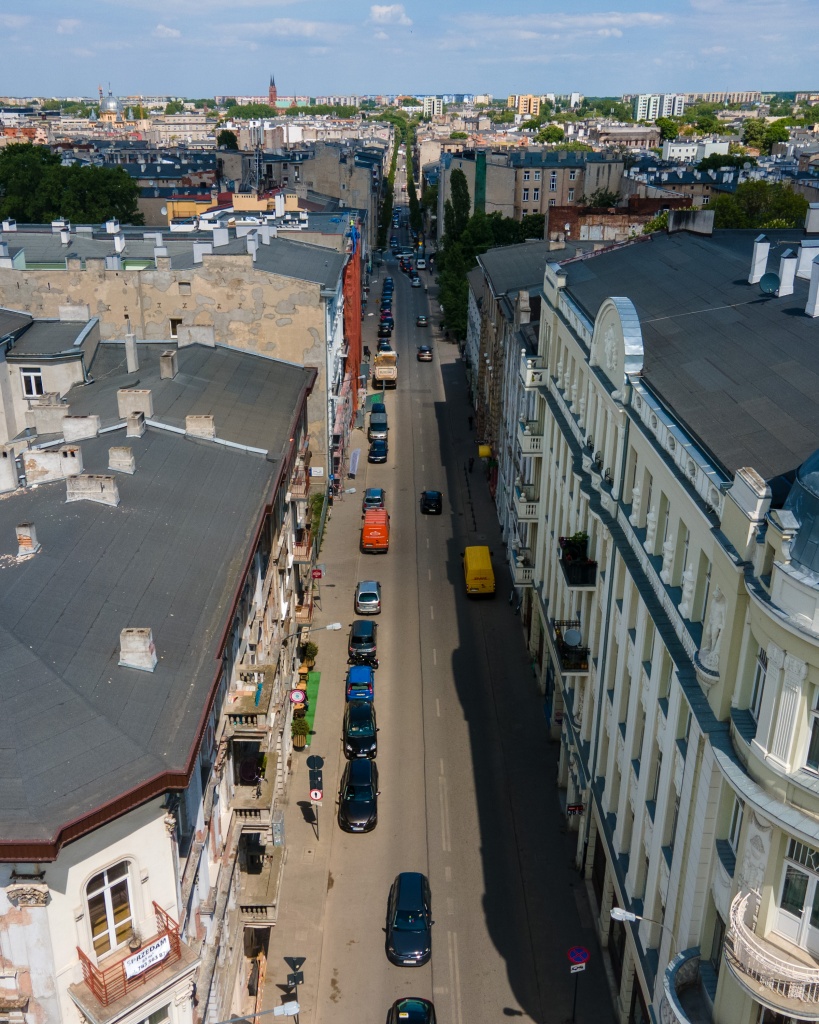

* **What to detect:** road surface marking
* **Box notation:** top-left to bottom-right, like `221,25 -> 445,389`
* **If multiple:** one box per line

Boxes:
440,759 -> 445,774
430,605 -> 434,620
432,647 -> 436,663
426,538 -> 429,548
447,897 -> 455,916
447,931 -> 463,1024
445,866 -> 452,882
439,776 -> 452,853
428,569 -> 432,581
436,699 -> 441,717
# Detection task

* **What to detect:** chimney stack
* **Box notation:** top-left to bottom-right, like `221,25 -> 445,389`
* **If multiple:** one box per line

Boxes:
777,250 -> 797,297
119,628 -> 157,672
114,233 -> 126,253
748,234 -> 769,284
807,256 -> 819,319
125,323 -> 139,374
16,522 -> 41,557
160,350 -> 178,379
60,228 -> 70,246
806,203 -> 819,235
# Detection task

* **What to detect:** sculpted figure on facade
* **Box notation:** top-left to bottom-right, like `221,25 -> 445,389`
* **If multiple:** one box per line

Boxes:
699,587 -> 726,671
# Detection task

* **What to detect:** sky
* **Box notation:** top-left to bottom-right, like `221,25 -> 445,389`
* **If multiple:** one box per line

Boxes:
1,0 -> 817,100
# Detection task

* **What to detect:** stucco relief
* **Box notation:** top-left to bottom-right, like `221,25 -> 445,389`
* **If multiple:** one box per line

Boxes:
737,811 -> 771,894
6,884 -> 49,907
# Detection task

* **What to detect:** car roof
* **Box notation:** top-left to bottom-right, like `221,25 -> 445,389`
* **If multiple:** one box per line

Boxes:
423,489 -> 441,498
348,664 -> 374,682
346,699 -> 374,719
395,871 -> 425,906
348,758 -> 375,783
370,439 -> 387,448
351,619 -> 375,634
365,487 -> 384,498
357,580 -> 380,590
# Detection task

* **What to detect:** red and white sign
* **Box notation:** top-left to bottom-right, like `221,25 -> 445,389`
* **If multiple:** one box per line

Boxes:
124,935 -> 171,979
289,689 -> 306,704
311,567 -> 324,580
310,789 -> 323,803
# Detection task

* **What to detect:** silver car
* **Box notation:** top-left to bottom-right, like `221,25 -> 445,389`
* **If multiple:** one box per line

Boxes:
354,580 -> 382,615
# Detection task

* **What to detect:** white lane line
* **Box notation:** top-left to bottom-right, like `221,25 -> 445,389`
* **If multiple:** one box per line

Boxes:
440,759 -> 445,775
445,865 -> 452,882
447,931 -> 463,1024
439,776 -> 452,853
436,698 -> 441,717
430,605 -> 434,620
428,569 -> 432,581
447,897 -> 455,916
432,647 -> 436,664
426,538 -> 429,548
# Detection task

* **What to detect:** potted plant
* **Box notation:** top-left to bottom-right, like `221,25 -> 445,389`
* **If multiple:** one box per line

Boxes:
303,640 -> 319,668
291,717 -> 310,750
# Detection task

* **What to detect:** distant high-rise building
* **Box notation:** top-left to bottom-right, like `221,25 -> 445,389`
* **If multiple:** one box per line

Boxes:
633,93 -> 685,121
423,96 -> 443,118
508,94 -> 541,117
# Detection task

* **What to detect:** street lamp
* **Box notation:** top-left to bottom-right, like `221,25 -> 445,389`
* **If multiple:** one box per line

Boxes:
610,908 -> 676,954
281,622 -> 342,646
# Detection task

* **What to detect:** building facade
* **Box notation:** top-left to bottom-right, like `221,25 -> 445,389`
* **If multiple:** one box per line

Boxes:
632,94 -> 686,121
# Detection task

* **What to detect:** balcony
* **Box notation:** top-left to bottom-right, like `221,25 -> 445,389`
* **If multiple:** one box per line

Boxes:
289,468 -> 309,501
517,420 -> 544,456
226,670 -> 275,735
552,620 -> 590,675
295,594 -> 314,625
519,350 -> 546,389
511,548 -> 534,587
238,845 -> 285,925
292,528 -> 313,564
71,904 -> 198,1021
232,750 -> 278,828
662,949 -> 715,1024
726,890 -> 819,1018
558,535 -> 598,590
514,482 -> 540,521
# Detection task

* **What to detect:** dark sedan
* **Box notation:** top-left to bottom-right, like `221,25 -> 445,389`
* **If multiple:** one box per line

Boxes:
420,490 -> 443,515
368,439 -> 388,463
386,999 -> 437,1024
343,699 -> 378,758
338,759 -> 379,833
386,872 -> 433,966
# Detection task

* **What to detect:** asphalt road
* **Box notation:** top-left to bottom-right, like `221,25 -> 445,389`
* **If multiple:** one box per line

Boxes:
303,205 -> 613,1024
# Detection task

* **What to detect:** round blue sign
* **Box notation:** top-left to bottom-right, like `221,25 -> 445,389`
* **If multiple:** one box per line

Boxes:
567,945 -> 590,964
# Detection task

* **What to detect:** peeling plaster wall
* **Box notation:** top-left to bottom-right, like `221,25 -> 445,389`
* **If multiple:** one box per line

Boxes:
0,256 -> 331,466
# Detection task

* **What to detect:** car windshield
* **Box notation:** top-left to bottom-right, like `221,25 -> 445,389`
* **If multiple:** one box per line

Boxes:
348,718 -> 374,736
358,593 -> 378,604
394,910 -> 424,931
344,783 -> 374,800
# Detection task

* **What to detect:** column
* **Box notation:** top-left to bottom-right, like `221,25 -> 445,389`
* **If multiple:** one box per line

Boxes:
769,654 -> 808,770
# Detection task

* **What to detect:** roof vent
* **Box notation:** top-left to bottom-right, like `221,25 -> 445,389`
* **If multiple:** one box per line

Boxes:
186,414 -> 215,439
777,250 -> 797,297
117,388 -> 153,419
805,203 -> 819,235
119,628 -> 157,672
807,256 -> 819,319
109,446 -> 136,475
16,522 -> 41,557
748,233 -> 769,284
126,411 -> 146,437
160,350 -> 178,379
65,474 -> 120,506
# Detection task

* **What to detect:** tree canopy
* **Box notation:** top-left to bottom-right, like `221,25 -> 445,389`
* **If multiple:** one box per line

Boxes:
742,118 -> 790,154
216,129 -> 239,150
696,153 -> 756,172
164,100 -> 185,115
710,180 -> 807,229
0,144 -> 143,224
536,125 -> 564,144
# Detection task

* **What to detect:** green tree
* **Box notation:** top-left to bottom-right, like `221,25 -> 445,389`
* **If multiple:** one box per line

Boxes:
579,188 -> 620,208
165,100 -> 185,115
448,169 -> 471,241
655,117 -> 678,141
742,119 -> 767,150
450,131 -> 468,139
642,211 -> 669,234
520,213 -> 545,239
710,180 -> 807,229
216,129 -> 239,149
536,124 -> 564,144
764,121 -> 790,151
490,109 -> 516,124
696,153 -> 756,172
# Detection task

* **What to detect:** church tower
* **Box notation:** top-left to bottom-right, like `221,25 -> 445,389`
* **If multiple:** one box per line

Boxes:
268,74 -> 277,107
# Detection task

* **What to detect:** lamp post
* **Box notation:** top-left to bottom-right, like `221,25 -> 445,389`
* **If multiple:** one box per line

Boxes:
610,907 -> 676,956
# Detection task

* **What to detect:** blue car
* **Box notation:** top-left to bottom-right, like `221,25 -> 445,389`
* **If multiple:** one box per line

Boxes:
346,665 -> 375,702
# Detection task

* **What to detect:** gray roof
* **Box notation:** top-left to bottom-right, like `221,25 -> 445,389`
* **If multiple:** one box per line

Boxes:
0,343 -> 313,847
7,321 -> 89,358
466,265 -> 484,301
560,228 -> 819,480
478,240 -> 555,298
0,308 -> 31,338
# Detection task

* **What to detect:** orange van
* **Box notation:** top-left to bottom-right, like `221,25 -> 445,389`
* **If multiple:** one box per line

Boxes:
361,508 -> 390,553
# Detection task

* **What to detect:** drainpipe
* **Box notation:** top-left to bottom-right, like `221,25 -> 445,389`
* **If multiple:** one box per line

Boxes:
581,398 -> 631,874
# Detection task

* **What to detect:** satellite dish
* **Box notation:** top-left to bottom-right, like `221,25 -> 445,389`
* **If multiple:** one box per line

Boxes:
160,206 -> 168,216
760,272 -> 780,295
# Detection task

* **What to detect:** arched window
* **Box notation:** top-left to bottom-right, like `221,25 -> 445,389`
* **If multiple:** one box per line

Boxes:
86,861 -> 133,956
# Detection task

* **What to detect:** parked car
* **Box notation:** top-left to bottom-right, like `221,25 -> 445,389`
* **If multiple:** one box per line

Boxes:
377,338 -> 393,352
411,277 -> 421,288
417,346 -> 433,362
416,258 -> 427,270
338,758 -> 379,833
362,487 -> 386,512
371,402 -> 386,415
368,439 -> 389,463
416,315 -> 428,327
354,580 -> 382,615
348,619 -> 378,665
385,872 -> 433,966
378,324 -> 393,338
420,490 -> 443,514
343,699 -> 378,758
345,664 -> 375,701
386,999 -> 437,1024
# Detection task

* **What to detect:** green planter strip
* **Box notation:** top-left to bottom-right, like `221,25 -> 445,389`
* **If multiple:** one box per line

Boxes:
304,671 -> 321,744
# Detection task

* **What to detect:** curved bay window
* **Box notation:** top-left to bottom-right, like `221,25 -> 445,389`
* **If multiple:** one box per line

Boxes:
87,861 -> 134,956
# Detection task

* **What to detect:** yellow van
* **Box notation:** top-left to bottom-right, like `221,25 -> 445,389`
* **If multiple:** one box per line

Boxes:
463,545 -> 495,596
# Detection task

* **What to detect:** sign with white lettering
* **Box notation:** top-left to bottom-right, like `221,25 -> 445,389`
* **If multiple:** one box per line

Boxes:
124,934 -> 171,979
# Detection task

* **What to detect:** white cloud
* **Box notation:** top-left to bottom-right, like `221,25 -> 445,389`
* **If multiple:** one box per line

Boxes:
370,4 -> 412,27
597,28 -> 623,38
57,19 -> 80,35
0,14 -> 29,29
153,23 -> 181,38
373,29 -> 389,40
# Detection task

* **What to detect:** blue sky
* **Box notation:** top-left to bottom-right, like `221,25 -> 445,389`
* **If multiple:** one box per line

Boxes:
1,0 -> 817,99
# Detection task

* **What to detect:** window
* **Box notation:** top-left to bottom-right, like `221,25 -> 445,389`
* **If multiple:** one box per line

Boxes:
806,690 -> 819,772
533,188 -> 540,201
569,169 -> 577,181
522,189 -> 529,201
21,367 -> 44,398
728,797 -> 743,853
669,793 -> 680,852
549,171 -> 557,191
710,914 -> 726,975
523,170 -> 530,181
522,209 -> 528,215
136,1007 -> 171,1024
568,188 -> 574,202
169,318 -> 183,339
179,281 -> 191,295
750,647 -> 767,721
650,749 -> 663,803
87,861 -> 133,956
549,199 -> 556,207
534,170 -> 541,181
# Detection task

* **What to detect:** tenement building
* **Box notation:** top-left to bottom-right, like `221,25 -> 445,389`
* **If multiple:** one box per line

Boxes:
505,207 -> 819,1024
0,323 -> 319,1024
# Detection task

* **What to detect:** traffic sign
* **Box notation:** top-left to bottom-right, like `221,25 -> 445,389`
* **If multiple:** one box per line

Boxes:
289,689 -> 306,704
570,963 -> 586,974
287,971 -> 304,987
567,804 -> 585,816
312,567 -> 324,579
567,945 -> 590,964
306,755 -> 324,769
284,956 -> 306,972
310,789 -> 323,802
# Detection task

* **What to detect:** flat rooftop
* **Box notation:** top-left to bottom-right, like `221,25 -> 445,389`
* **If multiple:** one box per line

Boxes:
0,342 -> 313,850
561,228 -> 819,481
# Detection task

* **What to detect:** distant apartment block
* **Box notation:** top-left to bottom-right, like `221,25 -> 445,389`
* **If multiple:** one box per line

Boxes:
632,94 -> 686,121
423,96 -> 444,118
508,94 -> 542,117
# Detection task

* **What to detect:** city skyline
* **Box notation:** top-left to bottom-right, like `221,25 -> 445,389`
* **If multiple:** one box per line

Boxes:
1,0 -> 817,99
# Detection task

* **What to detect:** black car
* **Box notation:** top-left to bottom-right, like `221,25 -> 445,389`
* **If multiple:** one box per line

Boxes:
341,700 -> 376,757
386,998 -> 437,1024
384,277 -> 394,286
348,619 -> 378,664
338,758 -> 380,833
386,872 -> 433,966
378,324 -> 393,338
368,439 -> 388,464
420,490 -> 443,515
